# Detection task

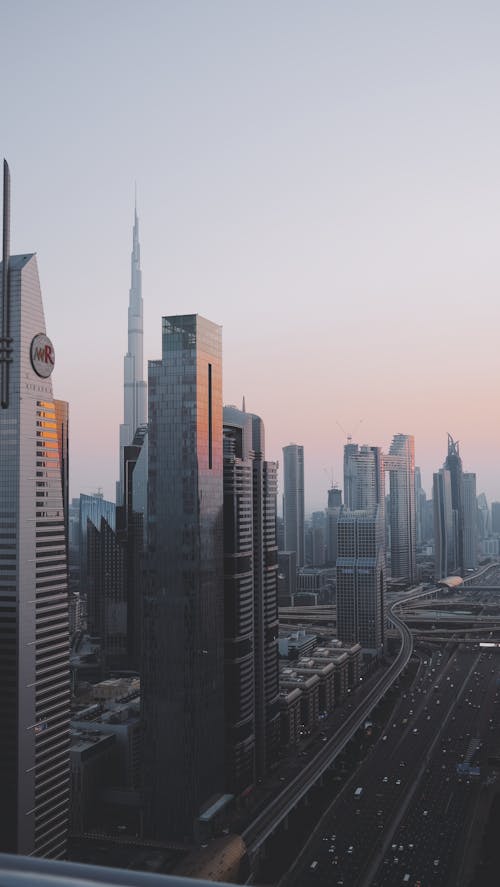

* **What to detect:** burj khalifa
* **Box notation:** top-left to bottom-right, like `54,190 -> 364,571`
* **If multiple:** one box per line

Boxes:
117,200 -> 147,504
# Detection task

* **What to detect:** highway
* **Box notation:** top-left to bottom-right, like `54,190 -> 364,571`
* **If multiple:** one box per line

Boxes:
286,644 -> 494,887
243,587 -> 429,857
281,570 -> 500,887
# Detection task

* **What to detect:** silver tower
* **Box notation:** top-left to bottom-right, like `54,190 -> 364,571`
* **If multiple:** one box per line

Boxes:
0,160 -> 70,857
117,199 -> 147,504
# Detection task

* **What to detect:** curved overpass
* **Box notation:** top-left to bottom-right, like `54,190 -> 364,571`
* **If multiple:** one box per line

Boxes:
243,587 -> 431,857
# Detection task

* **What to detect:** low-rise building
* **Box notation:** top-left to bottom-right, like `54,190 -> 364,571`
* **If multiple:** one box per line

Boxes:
280,667 -> 320,730
278,628 -> 317,659
294,657 -> 335,712
278,687 -> 302,747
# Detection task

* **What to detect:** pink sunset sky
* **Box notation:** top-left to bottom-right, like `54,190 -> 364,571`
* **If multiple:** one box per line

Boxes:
3,1 -> 500,510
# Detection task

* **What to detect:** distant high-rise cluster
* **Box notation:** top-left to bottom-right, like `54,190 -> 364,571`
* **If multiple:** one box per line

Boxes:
342,435 -> 416,584
433,435 -> 478,579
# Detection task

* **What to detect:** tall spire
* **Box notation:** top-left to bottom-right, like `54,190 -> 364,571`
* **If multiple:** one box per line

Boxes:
1,160 -> 12,409
117,194 -> 147,504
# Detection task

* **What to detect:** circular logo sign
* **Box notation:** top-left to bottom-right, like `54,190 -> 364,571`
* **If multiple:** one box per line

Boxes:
30,334 -> 55,378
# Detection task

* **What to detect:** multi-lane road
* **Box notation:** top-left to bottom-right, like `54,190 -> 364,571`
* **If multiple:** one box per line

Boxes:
242,589 -> 423,858
288,641 -> 500,887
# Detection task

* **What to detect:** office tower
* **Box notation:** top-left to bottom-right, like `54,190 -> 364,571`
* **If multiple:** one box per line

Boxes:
433,468 -> 455,579
310,511 -> 326,565
444,434 -> 464,576
385,434 -> 416,583
343,444 -> 385,516
223,410 -> 254,791
278,550 -> 297,604
336,506 -> 386,654
87,518 -> 126,668
477,493 -> 490,541
415,466 -> 427,547
328,487 -> 342,509
343,441 -> 359,510
118,425 -> 147,666
117,202 -> 147,504
142,315 -> 224,841
283,444 -> 305,566
79,492 -> 116,628
223,405 -> 280,791
325,487 -> 342,565
463,473 -> 478,571
491,502 -> 500,535
0,161 -> 70,857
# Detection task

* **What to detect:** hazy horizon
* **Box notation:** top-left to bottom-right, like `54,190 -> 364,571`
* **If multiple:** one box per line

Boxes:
3,1 -> 500,509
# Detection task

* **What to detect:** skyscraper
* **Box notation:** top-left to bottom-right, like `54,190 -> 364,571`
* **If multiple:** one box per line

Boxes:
343,444 -> 385,516
117,201 -> 147,504
336,505 -> 386,654
0,161 -> 70,857
142,315 -> 224,841
433,468 -> 455,580
343,441 -> 359,510
283,444 -> 305,567
223,405 -> 280,791
414,466 -> 427,547
444,434 -> 464,576
463,473 -> 478,571
325,487 -> 342,564
492,503 -> 500,536
385,434 -> 416,583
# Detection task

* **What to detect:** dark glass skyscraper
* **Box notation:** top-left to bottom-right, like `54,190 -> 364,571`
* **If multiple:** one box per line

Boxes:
283,443 -> 305,567
142,315 -> 224,841
444,434 -> 464,576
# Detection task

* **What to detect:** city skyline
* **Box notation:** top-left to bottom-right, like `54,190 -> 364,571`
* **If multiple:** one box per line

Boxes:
3,2 -> 500,507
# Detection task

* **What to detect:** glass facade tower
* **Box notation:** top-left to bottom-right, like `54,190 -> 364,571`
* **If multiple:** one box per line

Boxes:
142,315 -> 224,841
0,183 -> 70,857
444,434 -> 465,576
336,505 -> 386,655
283,444 -> 305,567
433,468 -> 455,579
385,434 -> 416,583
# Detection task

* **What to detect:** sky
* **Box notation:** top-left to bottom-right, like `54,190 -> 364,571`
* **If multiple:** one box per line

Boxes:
2,0 -> 500,511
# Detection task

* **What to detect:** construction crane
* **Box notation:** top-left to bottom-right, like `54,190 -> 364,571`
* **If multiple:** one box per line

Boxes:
336,418 -> 364,444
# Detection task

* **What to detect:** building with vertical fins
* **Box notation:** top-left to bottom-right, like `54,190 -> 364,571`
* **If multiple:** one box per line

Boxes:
117,200 -> 147,504
0,161 -> 70,857
384,434 -> 416,584
142,315 -> 225,841
336,505 -> 386,655
283,444 -> 305,567
223,405 -> 280,793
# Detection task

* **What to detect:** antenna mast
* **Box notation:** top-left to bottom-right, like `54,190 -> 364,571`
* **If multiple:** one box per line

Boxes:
1,159 -> 12,409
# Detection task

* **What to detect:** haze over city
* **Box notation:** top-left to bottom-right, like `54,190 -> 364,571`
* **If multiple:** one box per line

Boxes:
3,0 -> 500,508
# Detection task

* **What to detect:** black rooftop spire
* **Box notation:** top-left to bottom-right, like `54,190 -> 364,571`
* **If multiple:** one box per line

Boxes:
1,159 -> 12,409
